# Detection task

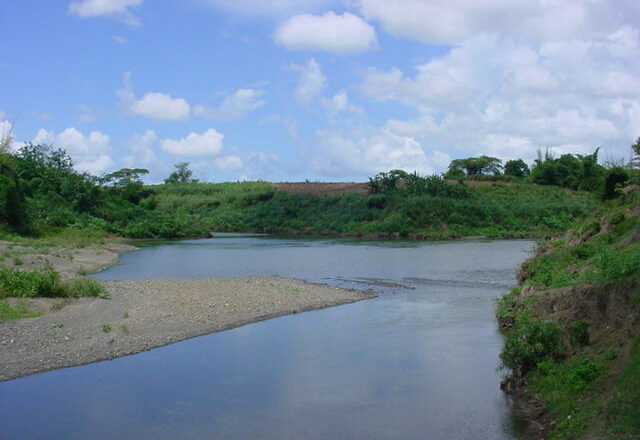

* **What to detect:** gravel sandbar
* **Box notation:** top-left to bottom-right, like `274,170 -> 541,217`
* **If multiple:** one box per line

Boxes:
0,277 -> 373,381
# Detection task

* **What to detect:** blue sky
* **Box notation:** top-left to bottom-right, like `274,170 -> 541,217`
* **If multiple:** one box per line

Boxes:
1,0 -> 639,182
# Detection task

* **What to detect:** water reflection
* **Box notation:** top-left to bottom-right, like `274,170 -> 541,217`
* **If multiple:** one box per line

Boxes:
0,237 -> 534,440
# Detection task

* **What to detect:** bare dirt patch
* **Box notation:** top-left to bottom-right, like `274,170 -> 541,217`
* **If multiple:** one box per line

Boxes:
273,182 -> 368,196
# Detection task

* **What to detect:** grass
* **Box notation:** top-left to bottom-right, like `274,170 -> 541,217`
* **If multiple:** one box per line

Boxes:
147,181 -> 597,239
0,267 -> 108,299
528,355 -> 605,440
605,334 -> 640,438
0,300 -> 40,321
497,187 -> 640,439
102,324 -> 112,333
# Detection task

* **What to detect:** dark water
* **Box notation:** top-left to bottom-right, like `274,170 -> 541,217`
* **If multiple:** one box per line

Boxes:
0,236 -> 534,440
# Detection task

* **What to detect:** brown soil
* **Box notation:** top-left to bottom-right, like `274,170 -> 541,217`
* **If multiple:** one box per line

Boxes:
0,277 -> 374,381
273,182 -> 368,196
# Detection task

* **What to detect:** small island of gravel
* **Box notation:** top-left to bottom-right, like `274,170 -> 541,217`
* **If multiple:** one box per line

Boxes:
0,277 -> 373,381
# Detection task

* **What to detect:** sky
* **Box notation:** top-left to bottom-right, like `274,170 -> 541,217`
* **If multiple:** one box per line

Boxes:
1,0 -> 639,183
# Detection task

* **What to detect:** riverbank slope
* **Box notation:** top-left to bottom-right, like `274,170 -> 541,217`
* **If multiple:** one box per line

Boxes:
497,186 -> 640,439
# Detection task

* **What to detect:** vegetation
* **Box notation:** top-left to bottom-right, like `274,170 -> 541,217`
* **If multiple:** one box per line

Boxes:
0,267 -> 108,300
497,176 -> 639,439
164,162 -> 197,184
0,300 -> 40,321
444,155 -> 503,178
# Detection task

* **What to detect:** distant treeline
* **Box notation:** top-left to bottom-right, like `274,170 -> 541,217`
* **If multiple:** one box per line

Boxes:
441,148 -> 634,199
1,140 -> 637,239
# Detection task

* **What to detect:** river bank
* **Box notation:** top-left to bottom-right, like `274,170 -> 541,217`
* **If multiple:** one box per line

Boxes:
0,276 -> 373,381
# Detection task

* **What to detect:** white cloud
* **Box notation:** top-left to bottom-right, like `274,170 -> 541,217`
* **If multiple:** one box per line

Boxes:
32,127 -> 114,174
68,0 -> 143,26
275,11 -> 376,54
160,129 -> 224,157
112,35 -> 127,44
356,0 -> 640,45
322,92 -> 363,116
293,59 -> 326,104
359,29 -> 640,163
0,120 -> 17,151
118,72 -> 191,121
194,88 -> 266,121
213,155 -> 244,171
130,93 -> 191,121
308,127 -> 449,177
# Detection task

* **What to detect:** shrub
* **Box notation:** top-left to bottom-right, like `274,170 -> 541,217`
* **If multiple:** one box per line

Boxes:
0,267 -> 63,298
568,319 -> 590,347
501,318 -> 564,374
61,278 -> 108,298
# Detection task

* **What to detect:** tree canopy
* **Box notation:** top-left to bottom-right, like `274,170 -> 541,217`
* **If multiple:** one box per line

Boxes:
445,156 -> 503,178
164,162 -> 197,184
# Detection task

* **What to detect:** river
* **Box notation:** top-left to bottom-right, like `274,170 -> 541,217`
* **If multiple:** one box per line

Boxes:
0,235 -> 534,440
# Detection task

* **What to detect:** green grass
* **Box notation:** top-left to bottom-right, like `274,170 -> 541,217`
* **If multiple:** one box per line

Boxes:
0,267 -> 108,299
521,192 -> 640,290
0,300 -> 40,321
528,355 -> 605,440
605,334 -> 640,438
498,187 -> 640,440
145,181 -> 597,239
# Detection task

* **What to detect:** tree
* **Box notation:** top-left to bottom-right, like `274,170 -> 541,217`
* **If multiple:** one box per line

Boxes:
101,168 -> 149,188
101,168 -> 150,204
631,137 -> 640,170
504,159 -> 530,178
164,162 -> 197,184
529,148 -> 605,191
445,156 -> 503,177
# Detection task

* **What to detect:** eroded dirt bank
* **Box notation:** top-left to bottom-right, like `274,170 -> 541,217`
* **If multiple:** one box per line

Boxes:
0,277 -> 373,381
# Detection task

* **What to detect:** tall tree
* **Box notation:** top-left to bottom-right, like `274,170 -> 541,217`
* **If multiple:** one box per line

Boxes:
164,162 -> 197,184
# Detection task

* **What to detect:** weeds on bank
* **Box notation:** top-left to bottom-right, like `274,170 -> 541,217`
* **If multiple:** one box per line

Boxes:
0,300 -> 40,321
0,267 -> 108,299
605,334 -> 640,438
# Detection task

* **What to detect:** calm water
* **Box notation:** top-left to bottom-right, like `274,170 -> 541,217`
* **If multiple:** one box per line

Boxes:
0,235 -> 534,440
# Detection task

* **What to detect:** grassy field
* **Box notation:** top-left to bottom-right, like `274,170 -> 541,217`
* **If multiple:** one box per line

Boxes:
147,180 -> 597,239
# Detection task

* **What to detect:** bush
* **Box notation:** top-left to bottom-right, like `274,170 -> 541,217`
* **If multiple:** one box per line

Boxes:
501,318 -> 564,374
0,267 -> 63,298
568,319 -> 590,346
61,278 -> 108,298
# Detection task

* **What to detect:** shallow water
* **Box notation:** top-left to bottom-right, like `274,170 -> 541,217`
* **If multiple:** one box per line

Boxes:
0,236 -> 534,440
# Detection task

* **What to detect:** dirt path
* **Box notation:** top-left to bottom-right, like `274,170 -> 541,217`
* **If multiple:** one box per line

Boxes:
0,277 -> 373,381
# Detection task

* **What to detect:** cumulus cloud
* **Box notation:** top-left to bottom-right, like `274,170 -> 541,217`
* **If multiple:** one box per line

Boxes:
275,11 -> 376,54
68,0 -> 143,26
160,129 -> 224,157
356,0 -> 640,45
322,92 -> 363,116
194,89 -> 266,121
32,127 -> 114,174
308,127 -> 450,177
118,72 -> 191,121
130,93 -> 191,121
293,59 -> 326,104
359,29 -> 640,163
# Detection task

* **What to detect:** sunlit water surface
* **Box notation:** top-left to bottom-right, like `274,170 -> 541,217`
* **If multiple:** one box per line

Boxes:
0,235 -> 534,440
